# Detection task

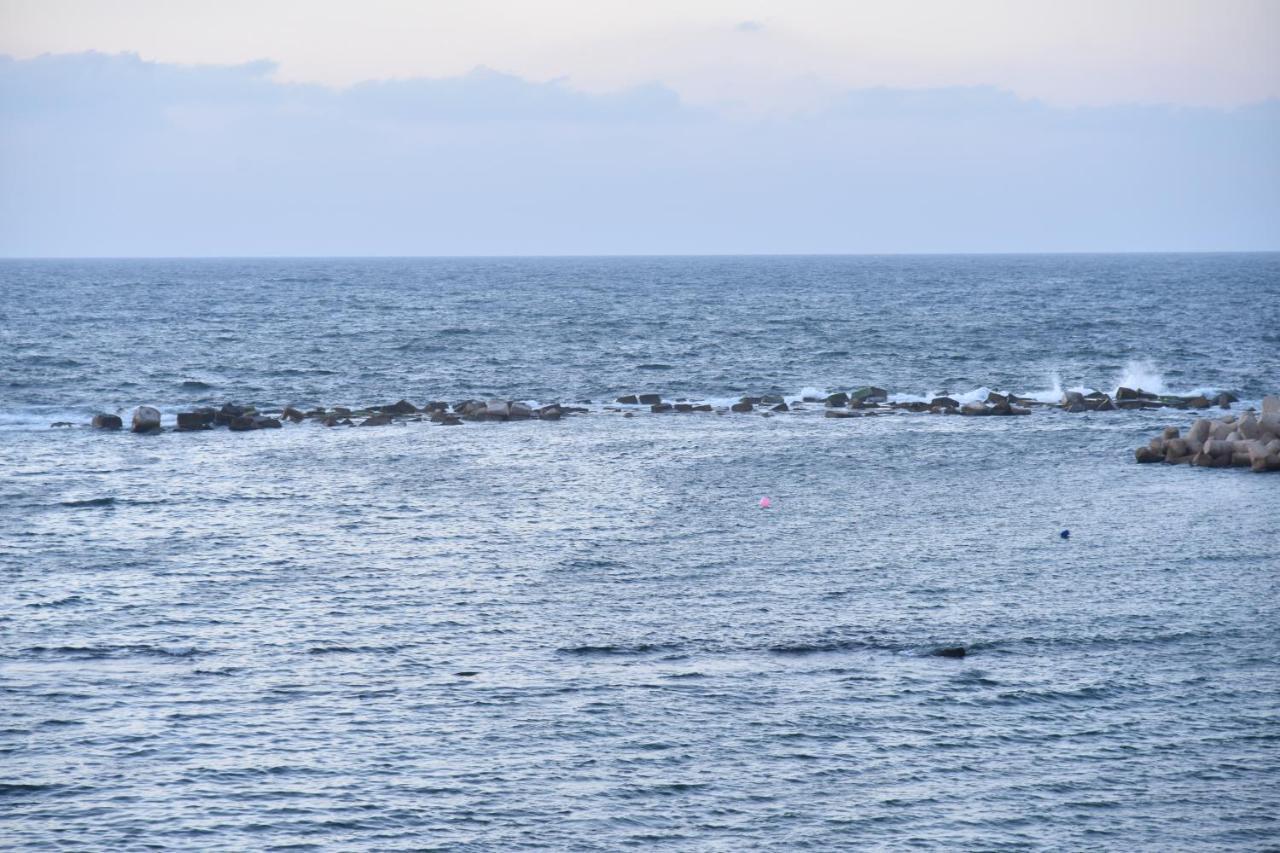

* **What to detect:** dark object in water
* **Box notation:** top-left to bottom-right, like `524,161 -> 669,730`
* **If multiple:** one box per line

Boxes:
1060,530 -> 1070,540
933,647 -> 966,658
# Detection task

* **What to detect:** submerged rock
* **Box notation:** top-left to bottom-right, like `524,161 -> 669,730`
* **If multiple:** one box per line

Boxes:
176,411 -> 213,431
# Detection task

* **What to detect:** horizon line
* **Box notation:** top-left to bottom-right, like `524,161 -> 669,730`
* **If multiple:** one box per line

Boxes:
3,250 -> 1279,261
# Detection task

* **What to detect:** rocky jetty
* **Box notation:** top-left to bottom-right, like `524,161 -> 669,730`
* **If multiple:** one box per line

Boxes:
1134,397 -> 1280,472
76,384 -> 1268,436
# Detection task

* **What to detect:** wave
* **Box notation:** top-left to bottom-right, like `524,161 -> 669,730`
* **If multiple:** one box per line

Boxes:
557,642 -> 686,657
59,497 -> 115,508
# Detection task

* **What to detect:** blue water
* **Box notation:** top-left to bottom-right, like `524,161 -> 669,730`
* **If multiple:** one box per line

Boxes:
2,255 -> 1278,850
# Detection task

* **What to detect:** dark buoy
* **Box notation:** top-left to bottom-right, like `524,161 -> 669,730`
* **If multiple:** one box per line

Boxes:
1059,529 -> 1070,540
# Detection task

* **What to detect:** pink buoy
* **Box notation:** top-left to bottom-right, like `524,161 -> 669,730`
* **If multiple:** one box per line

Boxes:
759,496 -> 772,509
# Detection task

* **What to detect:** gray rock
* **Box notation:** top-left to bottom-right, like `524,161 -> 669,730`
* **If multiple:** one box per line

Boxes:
851,386 -> 888,403
91,413 -> 123,430
131,406 -> 161,433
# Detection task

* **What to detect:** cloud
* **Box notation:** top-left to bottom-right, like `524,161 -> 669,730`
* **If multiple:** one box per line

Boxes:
1,51 -> 1276,255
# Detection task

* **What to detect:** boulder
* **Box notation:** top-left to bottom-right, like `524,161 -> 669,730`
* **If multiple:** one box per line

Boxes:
435,415 -> 462,426
638,394 -> 663,405
650,402 -> 673,413
691,404 -> 713,412
1165,438 -> 1189,457
131,406 -> 162,433
824,409 -> 859,418
759,395 -> 785,405
851,386 -> 888,403
1264,396 -> 1279,416
91,413 -> 123,430
538,404 -> 563,420
1215,393 -> 1233,409
673,403 -> 693,413
281,406 -> 305,423
253,417 -> 282,429
508,402 -> 533,420
1186,396 -> 1212,409
1147,437 -> 1166,455
961,402 -> 990,416
1238,412 -> 1261,440
483,400 -> 510,421
824,392 -> 849,407
615,394 -> 639,405
359,413 -> 394,427
730,401 -> 753,413
1162,426 -> 1180,440
930,397 -> 959,409
986,392 -> 1008,406
771,402 -> 790,412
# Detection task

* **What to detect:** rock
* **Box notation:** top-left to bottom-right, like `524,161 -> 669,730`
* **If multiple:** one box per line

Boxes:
824,392 -> 849,407
332,406 -> 352,418
1148,437 -> 1166,455
760,395 -> 785,405
280,406 -> 305,423
538,404 -> 563,420
961,402 -> 990,416
986,392 -> 1008,406
1135,446 -> 1162,463
1264,396 -> 1279,416
645,402 -> 669,413
1092,397 -> 1115,411
228,416 -> 256,431
638,394 -> 663,405
1162,426 -> 1180,440
176,411 -> 213,431
1185,395 -> 1212,409
933,646 -> 966,658
1061,391 -> 1085,407
382,400 -> 417,415
691,404 -> 713,412
483,400 -> 510,421
824,410 -> 859,418
436,415 -> 462,426
253,417 -> 282,429
321,415 -> 342,427
50,421 -> 73,428
359,413 -> 394,427
615,395 -> 639,405
930,397 -> 959,408
851,386 -> 888,403
771,402 -> 790,412
1215,393 -> 1233,409
91,413 -> 123,430
1165,438 -> 1189,457
730,401 -> 753,413
131,406 -> 161,433
1218,391 -> 1240,404
508,402 -> 533,420
1115,387 -> 1141,400
1238,412 -> 1261,440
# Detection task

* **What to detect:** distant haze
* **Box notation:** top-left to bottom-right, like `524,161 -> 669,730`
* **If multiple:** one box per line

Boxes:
0,0 -> 1277,255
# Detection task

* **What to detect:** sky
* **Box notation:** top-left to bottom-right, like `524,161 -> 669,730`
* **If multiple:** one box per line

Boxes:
1,0 -> 1278,255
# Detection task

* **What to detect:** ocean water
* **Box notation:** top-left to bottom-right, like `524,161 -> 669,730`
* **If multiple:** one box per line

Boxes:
1,254 -> 1278,850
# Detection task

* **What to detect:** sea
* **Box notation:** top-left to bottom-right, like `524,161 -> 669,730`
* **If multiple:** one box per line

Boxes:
1,254 -> 1278,851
